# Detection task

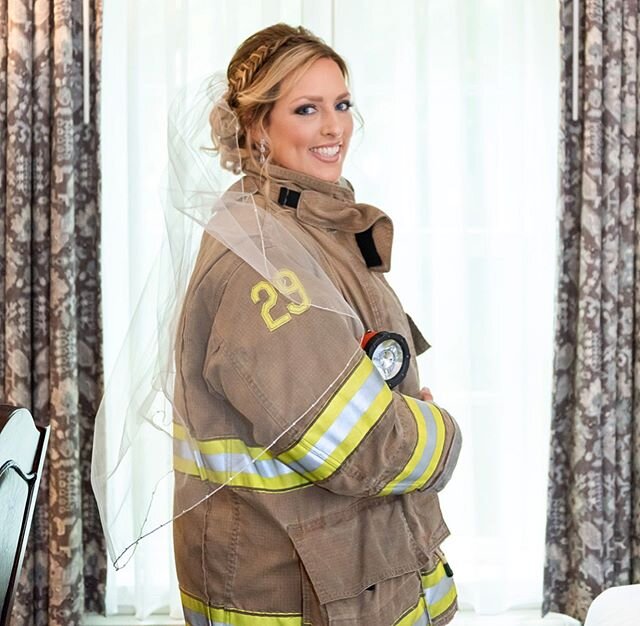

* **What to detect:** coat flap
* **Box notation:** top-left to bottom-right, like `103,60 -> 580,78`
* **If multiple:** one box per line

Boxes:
406,313 -> 431,356
287,495 -> 442,605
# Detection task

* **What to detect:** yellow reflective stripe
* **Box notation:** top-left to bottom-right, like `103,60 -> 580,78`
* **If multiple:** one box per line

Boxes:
394,596 -> 429,625
173,422 -> 188,440
422,561 -> 446,588
421,561 -> 457,620
173,456 -> 205,481
278,356 -> 392,481
181,590 -> 302,626
379,396 -> 428,496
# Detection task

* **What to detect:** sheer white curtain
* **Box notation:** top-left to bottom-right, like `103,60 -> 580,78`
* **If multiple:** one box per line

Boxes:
100,0 -> 559,617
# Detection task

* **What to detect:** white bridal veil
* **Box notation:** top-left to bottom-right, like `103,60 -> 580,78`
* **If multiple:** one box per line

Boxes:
91,75 -> 365,568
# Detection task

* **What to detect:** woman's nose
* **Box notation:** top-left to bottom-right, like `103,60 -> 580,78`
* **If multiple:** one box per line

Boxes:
322,110 -> 342,137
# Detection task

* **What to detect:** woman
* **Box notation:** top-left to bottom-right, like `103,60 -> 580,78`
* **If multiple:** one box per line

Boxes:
173,23 -> 462,626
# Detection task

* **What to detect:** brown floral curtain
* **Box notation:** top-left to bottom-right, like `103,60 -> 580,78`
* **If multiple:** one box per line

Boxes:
0,0 -> 105,624
543,0 -> 640,621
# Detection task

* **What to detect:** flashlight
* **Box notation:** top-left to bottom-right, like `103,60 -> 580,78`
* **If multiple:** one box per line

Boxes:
360,330 -> 410,389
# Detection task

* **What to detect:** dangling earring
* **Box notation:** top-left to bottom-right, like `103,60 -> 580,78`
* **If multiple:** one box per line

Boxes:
259,139 -> 266,164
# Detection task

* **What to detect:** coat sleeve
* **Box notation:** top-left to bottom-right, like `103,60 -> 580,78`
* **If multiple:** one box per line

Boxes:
201,260 -> 462,497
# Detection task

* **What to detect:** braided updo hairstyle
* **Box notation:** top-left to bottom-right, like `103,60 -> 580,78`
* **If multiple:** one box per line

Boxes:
209,23 -> 350,175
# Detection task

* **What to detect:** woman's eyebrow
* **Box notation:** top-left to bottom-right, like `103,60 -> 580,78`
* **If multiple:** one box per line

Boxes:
290,92 -> 351,103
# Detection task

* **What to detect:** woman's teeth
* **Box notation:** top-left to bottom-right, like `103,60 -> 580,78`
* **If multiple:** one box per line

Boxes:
310,145 -> 340,157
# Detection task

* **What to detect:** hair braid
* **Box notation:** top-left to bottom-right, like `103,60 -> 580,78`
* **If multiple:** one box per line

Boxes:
227,36 -> 295,106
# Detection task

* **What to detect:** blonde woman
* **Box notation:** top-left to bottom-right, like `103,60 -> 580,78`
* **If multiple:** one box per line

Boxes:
173,23 -> 462,626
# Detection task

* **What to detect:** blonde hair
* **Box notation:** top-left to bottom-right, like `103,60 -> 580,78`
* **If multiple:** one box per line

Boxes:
209,23 -> 350,176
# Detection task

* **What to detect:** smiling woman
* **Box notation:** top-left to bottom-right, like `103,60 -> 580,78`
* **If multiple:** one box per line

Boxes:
169,22 -> 462,626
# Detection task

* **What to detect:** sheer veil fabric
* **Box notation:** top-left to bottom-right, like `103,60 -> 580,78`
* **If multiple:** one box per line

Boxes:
91,75 -> 366,568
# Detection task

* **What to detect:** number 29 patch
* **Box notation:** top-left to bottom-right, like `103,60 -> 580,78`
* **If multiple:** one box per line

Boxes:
250,269 -> 311,332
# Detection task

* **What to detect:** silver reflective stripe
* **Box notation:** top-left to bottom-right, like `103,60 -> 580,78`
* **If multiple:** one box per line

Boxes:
390,399 -> 439,494
174,439 -> 296,478
174,439 -> 200,466
425,575 -> 455,607
288,366 -> 385,474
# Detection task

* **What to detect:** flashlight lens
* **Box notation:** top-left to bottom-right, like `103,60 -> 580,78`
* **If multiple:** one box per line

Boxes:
371,339 -> 403,379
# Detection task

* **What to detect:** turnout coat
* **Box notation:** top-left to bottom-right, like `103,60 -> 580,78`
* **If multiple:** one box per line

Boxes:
173,162 -> 462,626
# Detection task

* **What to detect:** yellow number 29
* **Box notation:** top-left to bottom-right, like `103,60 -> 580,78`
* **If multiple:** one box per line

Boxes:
250,269 -> 311,332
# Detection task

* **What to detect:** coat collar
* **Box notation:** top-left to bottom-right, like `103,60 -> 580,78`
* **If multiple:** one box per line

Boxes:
243,162 -> 393,272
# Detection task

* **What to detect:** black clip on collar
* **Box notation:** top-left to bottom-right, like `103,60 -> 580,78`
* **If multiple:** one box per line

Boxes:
278,187 -> 301,209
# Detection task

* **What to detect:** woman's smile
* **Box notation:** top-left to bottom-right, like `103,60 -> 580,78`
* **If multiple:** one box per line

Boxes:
309,142 -> 342,162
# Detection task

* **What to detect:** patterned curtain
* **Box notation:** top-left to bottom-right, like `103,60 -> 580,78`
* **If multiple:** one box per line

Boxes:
543,0 -> 640,621
0,0 -> 105,624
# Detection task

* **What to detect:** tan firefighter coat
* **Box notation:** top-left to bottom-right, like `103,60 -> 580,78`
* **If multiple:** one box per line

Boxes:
173,162 -> 462,626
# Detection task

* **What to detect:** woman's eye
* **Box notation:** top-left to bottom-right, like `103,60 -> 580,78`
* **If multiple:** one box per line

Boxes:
336,100 -> 353,112
295,104 -> 316,115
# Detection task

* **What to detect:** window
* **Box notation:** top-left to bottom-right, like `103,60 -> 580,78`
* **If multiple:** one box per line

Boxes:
100,0 -> 559,617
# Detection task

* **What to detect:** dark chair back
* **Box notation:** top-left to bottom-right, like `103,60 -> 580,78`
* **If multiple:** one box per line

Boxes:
0,405 -> 50,626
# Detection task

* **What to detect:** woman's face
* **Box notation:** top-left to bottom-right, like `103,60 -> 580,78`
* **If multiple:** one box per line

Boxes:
265,57 -> 354,183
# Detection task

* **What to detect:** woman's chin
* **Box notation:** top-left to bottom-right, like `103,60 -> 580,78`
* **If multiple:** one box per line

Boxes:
300,159 -> 344,182
272,154 -> 345,183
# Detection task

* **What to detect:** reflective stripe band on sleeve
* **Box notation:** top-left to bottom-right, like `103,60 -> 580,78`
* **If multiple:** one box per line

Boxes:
181,590 -> 302,626
394,596 -> 430,626
173,423 -> 311,492
379,396 -> 446,495
277,355 -> 392,482
173,355 -> 391,489
421,562 -> 457,620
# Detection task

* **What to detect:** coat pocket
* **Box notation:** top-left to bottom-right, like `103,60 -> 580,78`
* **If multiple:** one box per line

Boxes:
288,497 -> 428,625
323,572 -> 425,625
